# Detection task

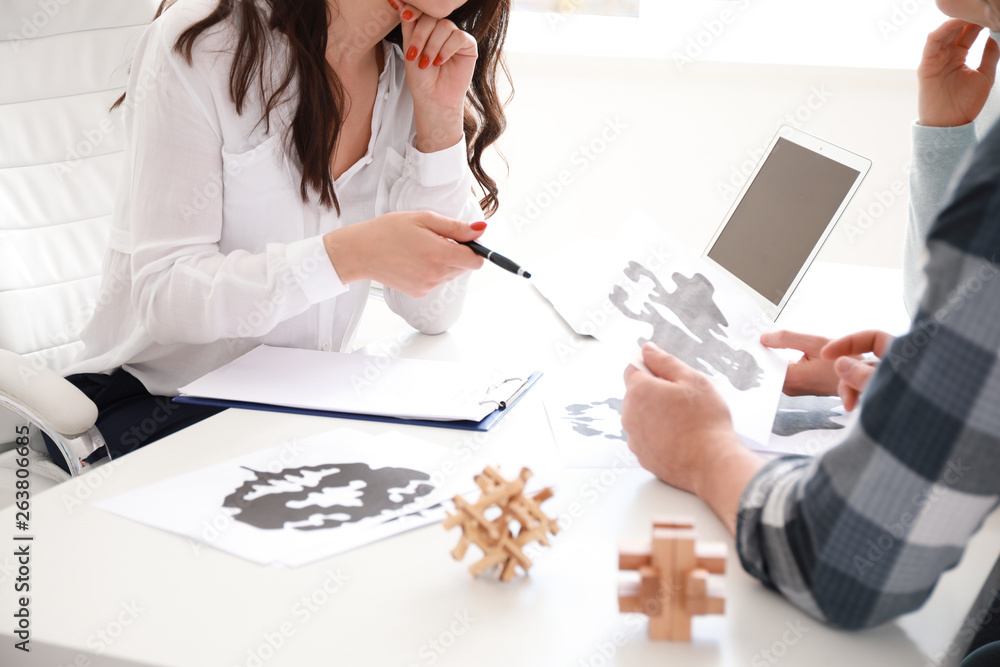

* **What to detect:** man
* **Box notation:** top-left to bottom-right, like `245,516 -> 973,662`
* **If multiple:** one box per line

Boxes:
905,1 -> 1000,316
622,1 -> 1000,638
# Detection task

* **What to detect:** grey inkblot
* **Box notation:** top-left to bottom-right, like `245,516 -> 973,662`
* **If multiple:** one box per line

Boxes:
771,395 -> 846,437
564,398 -> 625,441
609,261 -> 764,391
222,463 -> 434,531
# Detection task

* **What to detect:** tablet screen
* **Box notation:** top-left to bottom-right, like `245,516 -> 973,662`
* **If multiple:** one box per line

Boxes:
707,138 -> 861,306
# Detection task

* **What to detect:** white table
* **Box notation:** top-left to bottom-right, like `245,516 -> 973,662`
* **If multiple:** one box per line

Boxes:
1,263 -> 996,667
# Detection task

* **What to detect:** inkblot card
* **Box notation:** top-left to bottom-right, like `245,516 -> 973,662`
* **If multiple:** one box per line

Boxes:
96,429 -> 464,566
539,355 -> 640,469
532,212 -> 788,446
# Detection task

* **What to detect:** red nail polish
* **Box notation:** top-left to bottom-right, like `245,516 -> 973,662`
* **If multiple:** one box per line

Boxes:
401,9 -> 413,20
388,0 -> 398,9
433,55 -> 443,67
418,54 -> 430,69
470,221 -> 487,231
406,46 -> 418,61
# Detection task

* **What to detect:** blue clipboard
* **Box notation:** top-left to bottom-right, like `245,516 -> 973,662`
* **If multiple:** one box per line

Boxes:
174,371 -> 544,432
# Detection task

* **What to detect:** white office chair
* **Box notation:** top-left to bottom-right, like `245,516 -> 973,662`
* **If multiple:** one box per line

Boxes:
0,0 -> 159,506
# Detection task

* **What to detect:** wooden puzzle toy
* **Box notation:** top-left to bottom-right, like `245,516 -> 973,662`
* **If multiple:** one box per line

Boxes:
618,517 -> 727,641
444,466 -> 558,582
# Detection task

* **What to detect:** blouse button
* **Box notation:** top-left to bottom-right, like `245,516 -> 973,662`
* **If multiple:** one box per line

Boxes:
366,157 -> 374,166
321,343 -> 330,351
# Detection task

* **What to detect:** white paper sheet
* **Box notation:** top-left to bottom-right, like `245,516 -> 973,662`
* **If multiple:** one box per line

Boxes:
178,345 -> 531,423
543,394 -> 641,469
533,212 -> 787,446
97,429 -> 465,567
540,360 -> 640,469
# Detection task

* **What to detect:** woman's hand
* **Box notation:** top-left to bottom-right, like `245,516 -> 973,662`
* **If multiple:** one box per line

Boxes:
918,19 -> 999,128
323,212 -> 485,297
390,2 -> 477,152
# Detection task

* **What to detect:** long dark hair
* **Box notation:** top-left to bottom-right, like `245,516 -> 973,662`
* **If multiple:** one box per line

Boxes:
118,0 -> 510,217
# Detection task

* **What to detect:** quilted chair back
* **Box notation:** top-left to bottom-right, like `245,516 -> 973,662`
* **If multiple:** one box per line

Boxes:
0,0 -> 158,373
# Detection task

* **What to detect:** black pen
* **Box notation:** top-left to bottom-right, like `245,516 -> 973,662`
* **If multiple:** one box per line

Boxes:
460,240 -> 531,279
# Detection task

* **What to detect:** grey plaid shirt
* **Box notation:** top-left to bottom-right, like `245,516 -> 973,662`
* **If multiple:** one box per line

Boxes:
737,120 -> 1000,629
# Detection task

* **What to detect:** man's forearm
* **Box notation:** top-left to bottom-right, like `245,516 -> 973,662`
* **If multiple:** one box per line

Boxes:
695,437 -> 765,535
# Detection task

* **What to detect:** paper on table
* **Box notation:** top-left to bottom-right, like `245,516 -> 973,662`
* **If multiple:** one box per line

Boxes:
178,345 -> 531,423
543,394 -> 640,469
533,212 -> 787,446
97,429 -> 465,567
540,359 -> 640,469
754,394 -> 853,457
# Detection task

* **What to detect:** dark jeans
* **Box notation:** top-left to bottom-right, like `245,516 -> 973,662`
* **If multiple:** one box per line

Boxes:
42,369 -> 224,473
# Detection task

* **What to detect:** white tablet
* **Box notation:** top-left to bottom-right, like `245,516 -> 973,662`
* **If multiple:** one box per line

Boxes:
703,126 -> 871,320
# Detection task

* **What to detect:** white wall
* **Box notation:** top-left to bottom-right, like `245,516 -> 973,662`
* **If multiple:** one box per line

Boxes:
506,0 -> 956,70
482,54 -> 919,281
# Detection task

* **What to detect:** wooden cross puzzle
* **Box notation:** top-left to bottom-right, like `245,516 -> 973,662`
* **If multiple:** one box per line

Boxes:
618,517 -> 727,641
444,466 -> 558,582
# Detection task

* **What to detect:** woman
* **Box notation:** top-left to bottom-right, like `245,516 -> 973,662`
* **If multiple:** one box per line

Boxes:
54,0 -> 511,471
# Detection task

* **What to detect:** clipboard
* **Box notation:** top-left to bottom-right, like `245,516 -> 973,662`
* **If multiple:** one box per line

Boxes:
174,370 -> 543,431
173,345 -> 543,432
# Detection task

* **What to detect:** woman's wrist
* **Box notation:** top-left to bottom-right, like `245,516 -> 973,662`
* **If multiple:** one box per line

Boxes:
322,227 -> 365,284
414,105 -> 464,153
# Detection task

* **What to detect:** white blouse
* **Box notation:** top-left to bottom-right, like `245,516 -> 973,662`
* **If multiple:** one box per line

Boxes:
66,0 -> 482,395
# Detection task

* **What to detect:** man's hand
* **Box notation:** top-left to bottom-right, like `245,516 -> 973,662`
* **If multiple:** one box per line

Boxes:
821,330 -> 894,412
761,330 -> 844,397
622,343 -> 763,534
761,328 -> 893,411
918,19 -> 999,128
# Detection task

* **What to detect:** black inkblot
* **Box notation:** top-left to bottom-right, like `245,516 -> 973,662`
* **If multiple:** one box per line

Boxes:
609,261 -> 764,391
222,463 -> 434,531
771,395 -> 846,437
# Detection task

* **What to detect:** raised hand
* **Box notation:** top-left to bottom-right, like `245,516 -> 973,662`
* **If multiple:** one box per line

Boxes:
918,19 -> 999,128
390,1 -> 477,152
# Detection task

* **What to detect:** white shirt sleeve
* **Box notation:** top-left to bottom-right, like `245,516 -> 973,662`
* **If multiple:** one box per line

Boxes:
381,138 -> 484,334
127,28 -> 348,346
